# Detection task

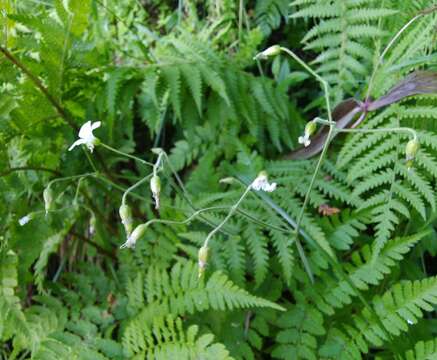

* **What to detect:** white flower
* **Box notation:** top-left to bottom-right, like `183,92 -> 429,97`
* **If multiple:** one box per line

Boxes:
18,214 -> 32,226
298,135 -> 311,147
68,121 -> 101,152
251,171 -> 277,192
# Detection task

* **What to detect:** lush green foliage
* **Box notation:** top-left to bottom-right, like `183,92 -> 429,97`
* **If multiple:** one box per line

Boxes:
2,0 -> 437,359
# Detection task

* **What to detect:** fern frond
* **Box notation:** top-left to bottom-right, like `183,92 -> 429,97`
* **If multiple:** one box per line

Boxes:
123,315 -> 233,359
128,261 -> 284,328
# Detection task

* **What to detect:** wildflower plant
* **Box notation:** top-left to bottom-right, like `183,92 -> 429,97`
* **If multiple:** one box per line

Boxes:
3,1 -> 437,359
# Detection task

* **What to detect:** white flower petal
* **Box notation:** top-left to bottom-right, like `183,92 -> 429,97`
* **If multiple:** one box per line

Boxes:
91,121 -> 101,130
263,182 -> 277,192
304,139 -> 311,147
78,121 -> 92,138
70,121 -> 101,152
251,173 -> 276,193
68,138 -> 87,151
298,136 -> 305,144
120,235 -> 136,249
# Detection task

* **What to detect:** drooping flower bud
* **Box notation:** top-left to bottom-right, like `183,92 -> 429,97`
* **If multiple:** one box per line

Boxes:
405,138 -> 420,171
305,121 -> 317,137
298,121 -> 317,147
119,204 -> 133,235
120,223 -> 147,249
89,214 -> 97,236
18,213 -> 34,226
255,45 -> 281,60
405,138 -> 419,161
219,177 -> 236,185
150,175 -> 161,210
43,186 -> 54,214
198,245 -> 209,278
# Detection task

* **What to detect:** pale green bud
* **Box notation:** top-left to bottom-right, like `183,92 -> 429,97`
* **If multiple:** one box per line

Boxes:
151,147 -> 164,155
198,245 -> 209,278
405,138 -> 419,161
122,223 -> 147,249
256,45 -> 281,59
305,121 -> 317,137
119,204 -> 133,235
89,214 -> 97,236
150,175 -> 161,209
219,177 -> 236,185
43,186 -> 54,214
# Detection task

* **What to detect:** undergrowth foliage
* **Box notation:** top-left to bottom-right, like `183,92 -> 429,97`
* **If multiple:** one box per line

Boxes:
2,0 -> 437,359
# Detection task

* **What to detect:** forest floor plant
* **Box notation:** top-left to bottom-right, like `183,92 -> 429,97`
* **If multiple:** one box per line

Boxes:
4,1 -> 437,358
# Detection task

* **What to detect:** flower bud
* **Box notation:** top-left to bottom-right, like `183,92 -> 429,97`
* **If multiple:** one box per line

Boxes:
89,214 -> 97,236
150,175 -> 161,209
256,45 -> 281,59
405,138 -> 419,161
119,204 -> 133,235
305,121 -> 317,137
121,223 -> 147,249
18,213 -> 34,226
198,245 -> 209,278
151,147 -> 164,155
43,186 -> 54,214
219,177 -> 236,185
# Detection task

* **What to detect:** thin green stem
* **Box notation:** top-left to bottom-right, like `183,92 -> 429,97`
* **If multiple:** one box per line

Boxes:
338,126 -> 417,139
48,172 -> 96,188
365,14 -> 422,101
122,174 -> 152,205
279,47 -> 332,122
120,206 -> 230,249
295,125 -> 336,261
100,143 -> 154,166
277,46 -> 335,277
236,208 -> 290,233
238,0 -> 244,45
203,185 -> 252,248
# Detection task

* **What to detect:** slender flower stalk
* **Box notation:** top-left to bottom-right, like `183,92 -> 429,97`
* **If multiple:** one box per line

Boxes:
198,172 -> 277,277
257,46 -> 336,270
119,206 -> 231,249
99,143 -> 154,166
